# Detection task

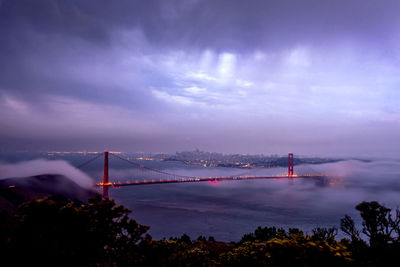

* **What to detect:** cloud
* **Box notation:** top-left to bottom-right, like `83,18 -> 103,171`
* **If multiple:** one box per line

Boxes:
185,72 -> 217,82
286,48 -> 311,67
0,0 -> 399,156
184,86 -> 208,95
0,159 -> 94,188
151,89 -> 199,106
217,53 -> 236,79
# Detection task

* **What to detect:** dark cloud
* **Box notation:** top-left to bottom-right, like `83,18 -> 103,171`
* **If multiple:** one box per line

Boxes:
2,0 -> 399,50
0,0 -> 399,155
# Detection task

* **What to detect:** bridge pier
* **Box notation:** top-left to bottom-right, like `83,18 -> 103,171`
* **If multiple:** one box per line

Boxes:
288,153 -> 294,176
103,150 -> 109,198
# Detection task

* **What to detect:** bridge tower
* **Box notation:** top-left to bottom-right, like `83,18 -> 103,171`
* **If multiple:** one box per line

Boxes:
103,150 -> 109,198
288,152 -> 294,176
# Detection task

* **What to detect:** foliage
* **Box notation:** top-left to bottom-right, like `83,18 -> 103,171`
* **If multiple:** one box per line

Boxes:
311,227 -> 338,242
1,195 -> 149,266
240,226 -> 288,243
3,197 -> 400,266
341,214 -> 361,241
341,201 -> 400,245
356,201 -> 400,246
221,236 -> 351,267
229,227 -> 350,267
340,201 -> 400,266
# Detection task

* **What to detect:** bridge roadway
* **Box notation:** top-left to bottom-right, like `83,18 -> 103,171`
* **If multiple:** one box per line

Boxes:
97,174 -> 327,188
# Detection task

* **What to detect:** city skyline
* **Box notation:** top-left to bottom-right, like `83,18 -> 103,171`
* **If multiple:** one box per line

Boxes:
0,0 -> 399,157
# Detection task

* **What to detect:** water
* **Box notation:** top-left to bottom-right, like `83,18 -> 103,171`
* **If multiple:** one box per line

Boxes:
1,152 -> 400,241
88,156 -> 400,241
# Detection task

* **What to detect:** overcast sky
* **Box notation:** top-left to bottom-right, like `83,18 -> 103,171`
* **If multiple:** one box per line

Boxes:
0,0 -> 399,157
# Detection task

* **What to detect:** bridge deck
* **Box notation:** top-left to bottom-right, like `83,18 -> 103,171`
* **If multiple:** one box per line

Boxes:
97,175 -> 326,187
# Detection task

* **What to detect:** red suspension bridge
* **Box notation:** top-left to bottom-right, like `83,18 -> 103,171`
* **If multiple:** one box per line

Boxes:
77,151 -> 326,198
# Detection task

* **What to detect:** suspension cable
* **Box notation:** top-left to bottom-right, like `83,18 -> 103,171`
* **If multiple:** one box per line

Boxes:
109,152 -> 197,179
76,152 -> 103,169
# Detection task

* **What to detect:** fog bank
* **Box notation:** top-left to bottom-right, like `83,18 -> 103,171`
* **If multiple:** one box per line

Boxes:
0,159 -> 94,188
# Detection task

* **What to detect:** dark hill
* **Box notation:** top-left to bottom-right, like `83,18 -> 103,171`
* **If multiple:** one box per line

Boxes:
0,174 -> 97,214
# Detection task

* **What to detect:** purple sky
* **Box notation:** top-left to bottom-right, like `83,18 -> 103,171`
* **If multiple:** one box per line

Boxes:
0,0 -> 399,157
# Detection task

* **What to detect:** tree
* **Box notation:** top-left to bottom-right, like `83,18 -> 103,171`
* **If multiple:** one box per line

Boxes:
240,226 -> 286,243
3,195 -> 150,266
340,215 -> 360,242
208,236 -> 216,242
311,227 -> 338,242
355,201 -> 400,246
340,201 -> 400,266
179,233 -> 192,244
341,201 -> 400,246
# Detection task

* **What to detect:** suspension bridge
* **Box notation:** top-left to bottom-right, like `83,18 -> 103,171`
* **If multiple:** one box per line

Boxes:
77,151 -> 326,198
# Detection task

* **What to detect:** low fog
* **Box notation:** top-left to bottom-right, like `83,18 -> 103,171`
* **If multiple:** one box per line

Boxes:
100,158 -> 400,240
1,155 -> 399,240
0,159 -> 94,188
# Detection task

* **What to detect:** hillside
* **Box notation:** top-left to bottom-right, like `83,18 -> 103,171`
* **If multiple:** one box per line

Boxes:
0,174 -> 96,214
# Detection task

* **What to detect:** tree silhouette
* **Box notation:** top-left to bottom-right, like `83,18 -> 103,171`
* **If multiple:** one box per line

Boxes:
3,195 -> 149,266
340,214 -> 360,241
356,201 -> 400,246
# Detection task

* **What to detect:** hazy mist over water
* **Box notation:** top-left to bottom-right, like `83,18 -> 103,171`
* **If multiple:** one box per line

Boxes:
2,153 -> 398,241
103,159 -> 400,240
